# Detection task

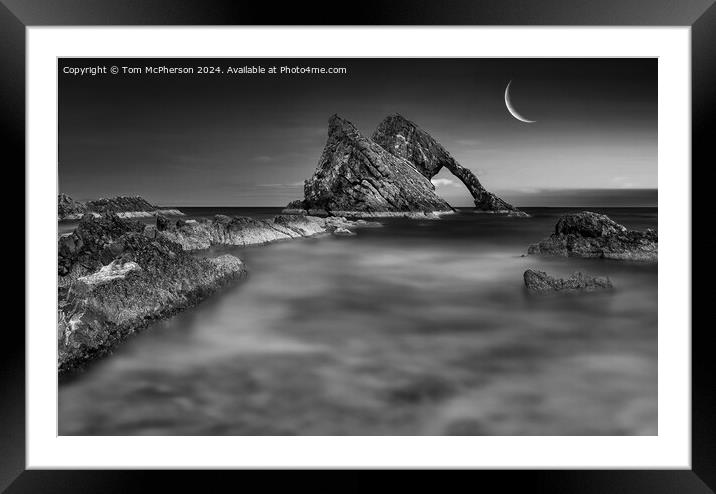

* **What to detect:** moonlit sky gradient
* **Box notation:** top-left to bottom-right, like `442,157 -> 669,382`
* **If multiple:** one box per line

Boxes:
59,58 -> 656,207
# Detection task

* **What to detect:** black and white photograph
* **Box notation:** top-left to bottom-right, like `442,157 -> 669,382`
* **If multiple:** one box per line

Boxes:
55,57 -> 659,436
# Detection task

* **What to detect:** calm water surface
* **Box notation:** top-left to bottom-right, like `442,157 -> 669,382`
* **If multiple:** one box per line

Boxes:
59,207 -> 657,435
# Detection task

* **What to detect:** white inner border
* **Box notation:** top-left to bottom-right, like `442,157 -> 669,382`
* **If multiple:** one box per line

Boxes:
26,27 -> 691,469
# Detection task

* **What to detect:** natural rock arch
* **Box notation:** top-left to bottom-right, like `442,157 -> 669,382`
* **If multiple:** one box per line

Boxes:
285,114 -> 525,217
372,114 -> 519,212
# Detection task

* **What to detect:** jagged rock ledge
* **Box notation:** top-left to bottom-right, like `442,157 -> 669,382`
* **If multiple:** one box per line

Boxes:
331,210 -> 455,220
282,209 -> 455,220
156,213 -> 381,251
57,214 -> 246,373
528,211 -> 657,262
523,269 -> 613,293
58,194 -> 185,221
62,208 -> 185,220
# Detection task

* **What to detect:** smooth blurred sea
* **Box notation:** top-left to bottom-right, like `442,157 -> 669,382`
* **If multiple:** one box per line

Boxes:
59,207 -> 658,435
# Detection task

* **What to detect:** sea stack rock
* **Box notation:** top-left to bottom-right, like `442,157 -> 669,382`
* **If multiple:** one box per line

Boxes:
287,115 -> 453,217
528,211 -> 658,261
372,114 -> 525,215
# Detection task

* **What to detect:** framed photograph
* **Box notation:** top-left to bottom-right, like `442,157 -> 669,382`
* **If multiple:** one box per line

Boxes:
8,0 -> 711,489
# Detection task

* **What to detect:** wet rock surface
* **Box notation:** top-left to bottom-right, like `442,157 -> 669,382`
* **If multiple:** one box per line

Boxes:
523,269 -> 613,292
158,213 -> 379,251
57,212 -> 380,372
57,214 -> 246,373
58,213 -> 146,281
528,211 -> 657,261
58,253 -> 245,374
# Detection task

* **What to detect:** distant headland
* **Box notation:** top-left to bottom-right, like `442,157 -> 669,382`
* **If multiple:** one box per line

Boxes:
58,194 -> 184,221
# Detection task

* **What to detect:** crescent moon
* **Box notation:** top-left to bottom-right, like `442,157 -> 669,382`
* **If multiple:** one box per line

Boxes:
504,80 -> 536,124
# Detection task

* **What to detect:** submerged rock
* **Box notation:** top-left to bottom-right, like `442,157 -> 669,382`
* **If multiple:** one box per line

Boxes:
333,227 -> 356,236
523,269 -> 613,292
324,216 -> 381,231
528,211 -> 657,262
372,114 -> 527,216
284,115 -> 453,217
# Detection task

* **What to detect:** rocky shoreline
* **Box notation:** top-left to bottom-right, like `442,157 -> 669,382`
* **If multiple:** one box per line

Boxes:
57,212 -> 247,372
57,210 -> 379,373
58,204 -> 658,373
61,209 -> 185,220
155,213 -> 379,250
58,252 -> 245,373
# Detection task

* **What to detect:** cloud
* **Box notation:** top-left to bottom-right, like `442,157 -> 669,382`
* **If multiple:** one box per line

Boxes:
252,155 -> 274,162
453,138 -> 483,147
510,187 -> 542,194
611,176 -> 635,188
431,178 -> 458,187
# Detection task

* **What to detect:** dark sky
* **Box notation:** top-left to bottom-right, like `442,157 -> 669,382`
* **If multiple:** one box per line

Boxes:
59,58 -> 657,207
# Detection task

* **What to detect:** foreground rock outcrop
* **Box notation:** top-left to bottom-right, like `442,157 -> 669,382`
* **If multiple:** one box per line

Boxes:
58,213 -> 146,281
58,214 -> 246,373
523,269 -> 613,292
57,212 -> 377,372
58,194 -> 184,220
285,115 -> 454,217
157,213 -> 378,251
372,114 -> 525,215
528,211 -> 657,261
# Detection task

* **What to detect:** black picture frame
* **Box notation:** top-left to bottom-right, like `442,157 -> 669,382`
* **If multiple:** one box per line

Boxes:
6,0 -> 712,490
